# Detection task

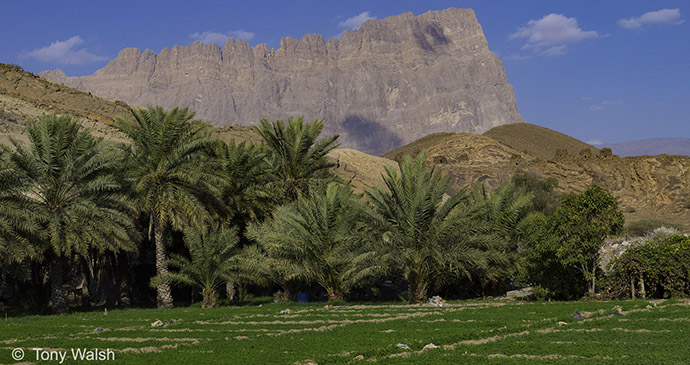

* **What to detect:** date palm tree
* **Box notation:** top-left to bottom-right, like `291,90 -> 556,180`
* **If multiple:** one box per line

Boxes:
470,182 -> 533,295
365,152 -> 490,303
0,150 -> 37,265
4,114 -> 137,313
249,182 -> 380,301
217,140 -> 275,226
115,106 -> 222,308
254,117 -> 339,202
152,224 -> 270,308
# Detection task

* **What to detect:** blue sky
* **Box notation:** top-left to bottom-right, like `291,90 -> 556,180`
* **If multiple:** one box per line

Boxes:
2,0 -> 688,144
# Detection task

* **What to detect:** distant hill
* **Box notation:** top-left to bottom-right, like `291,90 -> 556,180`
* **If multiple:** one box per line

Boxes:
592,138 -> 690,157
385,123 -> 690,230
483,123 -> 598,161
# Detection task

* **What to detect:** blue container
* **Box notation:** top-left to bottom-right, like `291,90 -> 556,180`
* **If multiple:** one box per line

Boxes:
297,292 -> 310,303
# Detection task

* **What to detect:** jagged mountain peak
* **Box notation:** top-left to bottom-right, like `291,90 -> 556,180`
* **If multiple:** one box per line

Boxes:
40,7 -> 523,154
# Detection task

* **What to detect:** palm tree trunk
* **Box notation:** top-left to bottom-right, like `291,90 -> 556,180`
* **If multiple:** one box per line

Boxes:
50,257 -> 69,314
202,286 -> 218,309
153,216 -> 174,308
327,288 -> 345,302
226,280 -> 236,303
407,271 -> 428,304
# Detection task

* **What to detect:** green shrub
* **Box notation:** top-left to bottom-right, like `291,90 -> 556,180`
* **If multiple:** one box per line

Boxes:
607,235 -> 690,299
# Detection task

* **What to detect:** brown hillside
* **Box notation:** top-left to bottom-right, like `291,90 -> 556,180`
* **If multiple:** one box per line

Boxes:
386,129 -> 690,230
382,132 -> 455,160
483,123 -> 598,161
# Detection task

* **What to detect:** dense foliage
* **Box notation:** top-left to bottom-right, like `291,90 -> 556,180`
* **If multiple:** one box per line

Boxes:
607,234 -> 690,299
1,108 -> 685,313
523,185 -> 624,299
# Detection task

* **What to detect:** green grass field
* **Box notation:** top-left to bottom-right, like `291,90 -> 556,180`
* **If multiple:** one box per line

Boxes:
2,299 -> 689,364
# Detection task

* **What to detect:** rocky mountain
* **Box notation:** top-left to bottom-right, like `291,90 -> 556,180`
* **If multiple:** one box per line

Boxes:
40,8 -> 523,154
6,63 -> 688,230
591,138 -> 690,157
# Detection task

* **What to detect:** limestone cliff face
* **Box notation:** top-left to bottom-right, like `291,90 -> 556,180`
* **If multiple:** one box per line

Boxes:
40,8 -> 523,154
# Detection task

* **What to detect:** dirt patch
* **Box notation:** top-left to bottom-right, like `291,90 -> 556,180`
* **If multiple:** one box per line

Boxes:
93,337 -> 201,344
116,326 -> 144,331
611,328 -> 671,333
444,330 -> 531,349
486,353 -> 614,360
120,347 -> 162,354
536,328 -> 603,334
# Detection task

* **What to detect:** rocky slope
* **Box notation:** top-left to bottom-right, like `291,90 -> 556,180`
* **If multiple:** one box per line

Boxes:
386,123 -> 690,229
40,8 -> 523,154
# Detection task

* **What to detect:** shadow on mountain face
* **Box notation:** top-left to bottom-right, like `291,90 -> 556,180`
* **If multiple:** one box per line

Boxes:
341,115 -> 403,156
414,23 -> 449,51
425,23 -> 449,45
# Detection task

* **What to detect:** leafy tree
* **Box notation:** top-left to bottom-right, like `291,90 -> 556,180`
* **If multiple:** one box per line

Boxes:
608,235 -> 690,299
250,182 -> 379,301
4,114 -> 137,313
365,152 -> 490,303
115,106 -> 222,308
523,213 -> 586,299
525,184 -> 623,298
152,224 -> 269,308
552,184 -> 623,294
254,117 -> 339,202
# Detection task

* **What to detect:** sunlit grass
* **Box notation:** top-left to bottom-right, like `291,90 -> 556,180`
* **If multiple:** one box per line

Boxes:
1,299 -> 688,364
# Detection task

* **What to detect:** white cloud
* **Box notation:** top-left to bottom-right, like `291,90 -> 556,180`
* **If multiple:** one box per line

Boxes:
505,53 -> 532,61
21,36 -> 106,65
541,45 -> 567,56
589,100 -> 623,111
618,8 -> 684,29
510,14 -> 598,56
189,30 -> 255,46
338,11 -> 376,30
228,30 -> 255,41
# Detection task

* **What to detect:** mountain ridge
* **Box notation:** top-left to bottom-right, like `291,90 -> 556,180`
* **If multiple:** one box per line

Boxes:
40,7 -> 523,154
2,63 -> 690,229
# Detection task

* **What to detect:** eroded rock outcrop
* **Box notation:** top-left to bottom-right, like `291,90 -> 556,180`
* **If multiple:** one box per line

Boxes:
41,8 -> 523,154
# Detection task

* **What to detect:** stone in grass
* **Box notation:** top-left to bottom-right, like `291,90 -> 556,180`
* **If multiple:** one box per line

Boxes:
423,343 -> 439,350
94,327 -> 103,333
166,320 -> 174,325
557,321 -> 567,326
396,343 -> 411,350
353,355 -> 365,361
295,360 -> 317,365
572,312 -> 584,320
151,320 -> 164,327
280,309 -> 292,314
